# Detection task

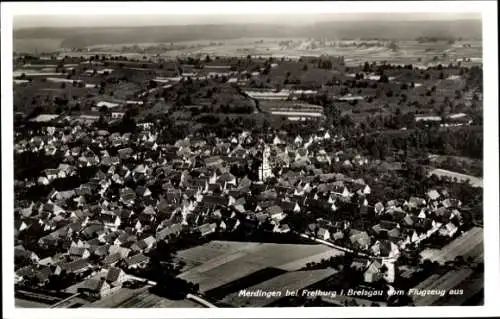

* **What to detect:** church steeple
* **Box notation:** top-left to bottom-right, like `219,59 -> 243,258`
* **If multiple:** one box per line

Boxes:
259,144 -> 273,182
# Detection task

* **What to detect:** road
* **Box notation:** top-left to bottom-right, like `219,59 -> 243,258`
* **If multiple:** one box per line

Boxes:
15,290 -> 62,304
297,233 -> 360,255
186,293 -> 217,308
297,232 -> 398,263
49,293 -> 82,308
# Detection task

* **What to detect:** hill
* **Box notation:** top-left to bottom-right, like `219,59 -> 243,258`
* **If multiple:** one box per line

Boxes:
14,19 -> 482,52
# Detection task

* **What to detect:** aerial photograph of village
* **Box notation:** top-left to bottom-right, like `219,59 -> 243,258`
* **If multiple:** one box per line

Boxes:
10,7 -> 485,310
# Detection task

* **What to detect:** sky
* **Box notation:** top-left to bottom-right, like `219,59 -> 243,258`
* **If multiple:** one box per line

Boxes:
12,10 -> 481,29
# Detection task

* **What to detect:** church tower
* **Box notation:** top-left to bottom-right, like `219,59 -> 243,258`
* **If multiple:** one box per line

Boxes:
259,145 -> 273,182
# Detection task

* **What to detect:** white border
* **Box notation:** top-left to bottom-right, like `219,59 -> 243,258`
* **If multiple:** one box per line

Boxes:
2,1 -> 498,318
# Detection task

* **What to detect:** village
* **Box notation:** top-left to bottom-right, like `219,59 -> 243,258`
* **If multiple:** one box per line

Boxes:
11,21 -> 485,308
14,105 -> 483,307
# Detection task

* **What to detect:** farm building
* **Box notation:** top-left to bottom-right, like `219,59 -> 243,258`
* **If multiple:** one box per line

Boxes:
260,100 -> 324,121
415,115 -> 442,122
96,101 -> 120,109
30,114 -> 60,123
244,89 -> 291,100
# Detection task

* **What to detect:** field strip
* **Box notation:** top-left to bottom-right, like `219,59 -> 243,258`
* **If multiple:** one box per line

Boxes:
177,250 -> 249,280
276,249 -> 345,271
198,261 -> 266,292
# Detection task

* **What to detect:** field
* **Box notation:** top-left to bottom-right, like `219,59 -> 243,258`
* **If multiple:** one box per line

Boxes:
22,37 -> 481,69
176,240 -> 344,293
419,227 -> 483,264
221,268 -> 338,307
427,154 -> 482,178
411,268 -> 477,306
15,298 -> 49,308
14,38 -> 64,53
428,168 -> 483,188
83,287 -> 203,308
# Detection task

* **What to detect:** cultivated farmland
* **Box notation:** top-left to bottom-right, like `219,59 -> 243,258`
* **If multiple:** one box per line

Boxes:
176,240 -> 344,293
221,268 -> 338,307
419,226 -> 484,264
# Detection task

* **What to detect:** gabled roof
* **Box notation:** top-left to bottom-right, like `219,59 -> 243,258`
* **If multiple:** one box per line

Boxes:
60,258 -> 91,273
80,278 -> 107,292
156,223 -> 183,240
201,195 -> 227,207
69,246 -> 88,256
124,253 -> 149,267
106,267 -> 123,283
103,252 -> 122,265
267,205 -> 283,216
197,223 -> 217,236
427,189 -> 441,200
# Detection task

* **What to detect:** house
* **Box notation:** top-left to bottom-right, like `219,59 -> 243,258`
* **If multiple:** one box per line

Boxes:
332,183 -> 350,198
136,185 -> 152,197
131,236 -> 156,253
78,278 -> 111,299
114,232 -> 135,246
93,245 -> 110,258
317,227 -> 331,240
69,247 -> 91,260
38,256 -> 55,266
197,223 -> 217,237
38,176 -> 50,185
105,267 -> 127,287
20,266 -> 53,287
120,188 -> 136,205
108,244 -> 131,259
123,253 -> 150,269
156,223 -> 183,241
15,219 -> 29,233
117,147 -> 134,160
363,260 -> 384,283
374,202 -> 385,215
15,266 -> 35,284
371,240 -> 400,258
60,258 -> 92,274
439,222 -> 459,237
273,224 -> 291,233
267,205 -> 286,222
407,197 -> 427,209
332,230 -> 344,241
101,213 -> 121,230
102,253 -> 122,267
427,189 -> 441,201
142,236 -> 156,250
356,184 -> 371,196
349,230 -> 371,250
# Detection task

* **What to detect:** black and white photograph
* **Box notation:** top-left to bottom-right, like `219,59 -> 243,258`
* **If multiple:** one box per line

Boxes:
1,1 -> 498,318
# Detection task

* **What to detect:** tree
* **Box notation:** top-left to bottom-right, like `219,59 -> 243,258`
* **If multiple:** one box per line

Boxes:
99,105 -> 109,116
379,73 -> 389,83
